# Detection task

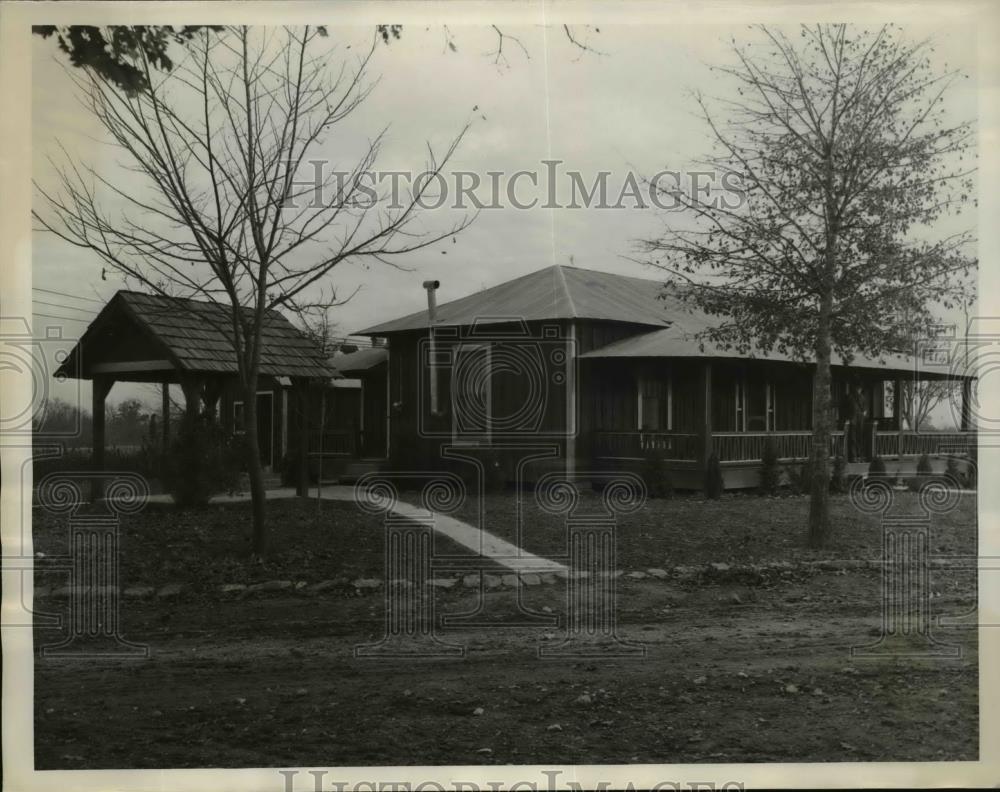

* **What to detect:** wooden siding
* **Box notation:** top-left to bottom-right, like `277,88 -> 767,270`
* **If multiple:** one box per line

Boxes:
385,320 -> 574,469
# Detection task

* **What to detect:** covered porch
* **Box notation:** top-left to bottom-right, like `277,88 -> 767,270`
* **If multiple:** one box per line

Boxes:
581,353 -> 976,489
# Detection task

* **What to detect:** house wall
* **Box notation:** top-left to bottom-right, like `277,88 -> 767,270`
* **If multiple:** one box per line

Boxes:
220,376 -> 287,471
380,316 -> 914,485
385,319 -> 602,474
358,364 -> 388,458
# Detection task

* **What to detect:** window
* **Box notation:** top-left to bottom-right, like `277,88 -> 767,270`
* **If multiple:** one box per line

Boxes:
638,375 -> 672,431
745,378 -> 775,431
883,380 -> 896,419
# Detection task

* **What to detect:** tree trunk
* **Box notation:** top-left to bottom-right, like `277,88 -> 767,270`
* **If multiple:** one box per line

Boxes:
808,293 -> 834,547
241,386 -> 269,555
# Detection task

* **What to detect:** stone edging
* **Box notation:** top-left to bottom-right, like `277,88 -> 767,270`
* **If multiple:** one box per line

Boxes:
32,557 -> 972,601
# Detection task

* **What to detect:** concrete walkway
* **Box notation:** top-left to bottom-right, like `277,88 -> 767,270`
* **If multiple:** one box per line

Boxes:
144,485 -> 566,574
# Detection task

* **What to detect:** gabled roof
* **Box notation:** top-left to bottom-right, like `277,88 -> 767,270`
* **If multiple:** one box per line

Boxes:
357,265 -> 678,335
56,291 -> 335,380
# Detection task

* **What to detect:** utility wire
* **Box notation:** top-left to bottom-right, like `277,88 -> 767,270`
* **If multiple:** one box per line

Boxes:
32,312 -> 91,323
32,299 -> 95,314
31,287 -> 105,304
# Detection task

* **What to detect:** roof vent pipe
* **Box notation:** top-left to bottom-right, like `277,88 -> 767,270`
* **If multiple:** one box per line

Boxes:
423,280 -> 441,416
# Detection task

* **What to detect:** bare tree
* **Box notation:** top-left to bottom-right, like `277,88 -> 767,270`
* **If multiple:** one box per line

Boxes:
639,24 -> 975,547
34,25 -> 470,554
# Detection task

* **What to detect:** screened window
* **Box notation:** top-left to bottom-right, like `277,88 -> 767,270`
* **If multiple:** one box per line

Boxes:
638,376 -> 671,431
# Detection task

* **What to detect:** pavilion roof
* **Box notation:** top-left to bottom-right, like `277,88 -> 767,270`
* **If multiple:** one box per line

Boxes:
55,291 -> 336,380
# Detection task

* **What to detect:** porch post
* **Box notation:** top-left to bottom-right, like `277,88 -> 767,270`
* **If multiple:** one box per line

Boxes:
161,381 -> 170,453
91,375 -> 114,502
961,378 -> 972,431
894,377 -> 903,459
698,361 -> 713,469
565,321 -> 577,478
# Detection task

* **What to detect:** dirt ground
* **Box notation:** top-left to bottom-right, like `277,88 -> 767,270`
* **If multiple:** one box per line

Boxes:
33,561 -> 978,767
31,491 -> 979,767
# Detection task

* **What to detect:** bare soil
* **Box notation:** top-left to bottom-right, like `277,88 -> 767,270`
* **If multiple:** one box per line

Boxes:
32,494 -> 978,768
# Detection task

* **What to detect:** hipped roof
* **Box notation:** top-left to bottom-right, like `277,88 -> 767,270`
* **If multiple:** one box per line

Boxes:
358,264 -> 970,378
357,265 -> 677,335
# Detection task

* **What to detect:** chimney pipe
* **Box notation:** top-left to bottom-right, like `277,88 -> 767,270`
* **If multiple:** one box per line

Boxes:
423,280 -> 441,416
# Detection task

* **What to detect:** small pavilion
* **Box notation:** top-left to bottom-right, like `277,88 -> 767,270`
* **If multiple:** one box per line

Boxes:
54,290 -> 336,500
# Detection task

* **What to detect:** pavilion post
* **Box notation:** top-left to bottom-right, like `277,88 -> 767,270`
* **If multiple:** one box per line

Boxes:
179,376 -> 203,419
698,361 -> 713,470
961,378 -> 972,431
91,375 -> 114,502
202,378 -> 223,422
296,381 -> 310,497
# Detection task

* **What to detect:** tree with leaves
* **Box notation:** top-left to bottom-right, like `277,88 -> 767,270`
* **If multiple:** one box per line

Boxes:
32,22 -> 598,85
640,24 -> 975,547
34,25 -> 469,554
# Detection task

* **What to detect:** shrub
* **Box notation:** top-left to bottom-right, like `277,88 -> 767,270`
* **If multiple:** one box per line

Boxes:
704,451 -> 724,499
32,443 -> 165,482
916,453 -> 933,476
964,445 -> 978,490
641,450 -> 674,499
830,455 -> 848,494
787,458 -> 814,495
162,414 -> 242,507
868,455 -> 887,479
945,454 -> 962,484
759,440 -> 780,496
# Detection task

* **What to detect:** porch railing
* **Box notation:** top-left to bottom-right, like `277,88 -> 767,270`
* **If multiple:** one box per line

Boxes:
591,431 -> 700,461
591,430 -> 845,463
874,430 -> 976,458
592,428 -> 975,465
712,431 -> 845,462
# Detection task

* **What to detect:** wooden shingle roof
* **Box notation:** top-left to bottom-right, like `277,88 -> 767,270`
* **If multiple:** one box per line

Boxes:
56,291 -> 335,380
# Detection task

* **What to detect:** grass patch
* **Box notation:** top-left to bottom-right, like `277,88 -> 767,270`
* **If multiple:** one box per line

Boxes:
33,498 -> 470,590
453,489 -> 976,568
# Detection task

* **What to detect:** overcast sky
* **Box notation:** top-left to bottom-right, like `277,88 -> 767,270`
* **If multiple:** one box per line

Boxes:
31,22 -> 979,408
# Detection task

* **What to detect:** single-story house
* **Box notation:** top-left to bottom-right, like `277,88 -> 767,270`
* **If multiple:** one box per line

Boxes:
357,264 -> 976,489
